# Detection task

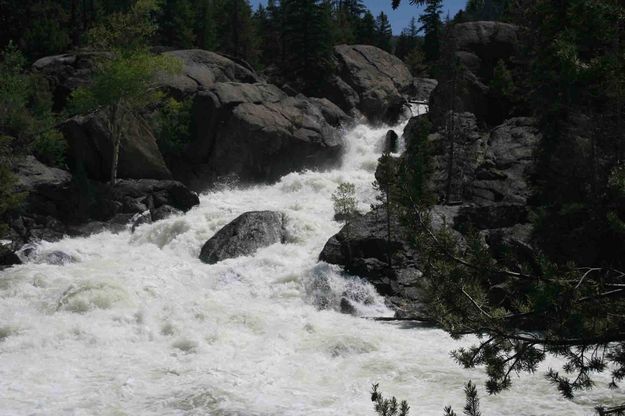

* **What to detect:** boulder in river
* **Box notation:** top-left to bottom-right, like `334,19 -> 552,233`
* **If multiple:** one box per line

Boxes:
199,211 -> 288,264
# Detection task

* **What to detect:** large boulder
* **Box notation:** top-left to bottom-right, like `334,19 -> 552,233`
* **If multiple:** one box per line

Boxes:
184,82 -> 350,188
200,211 -> 287,264
319,208 -> 420,300
159,49 -> 261,98
32,50 -> 260,110
429,21 -> 521,127
61,111 -> 172,182
319,45 -> 414,124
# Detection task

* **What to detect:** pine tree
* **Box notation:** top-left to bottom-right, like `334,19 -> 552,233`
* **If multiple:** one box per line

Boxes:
418,0 -> 442,62
214,0 -> 258,64
194,0 -> 218,50
158,0 -> 197,47
356,11 -> 377,45
395,17 -> 419,60
375,12 -> 393,52
254,0 -> 283,67
281,0 -> 334,92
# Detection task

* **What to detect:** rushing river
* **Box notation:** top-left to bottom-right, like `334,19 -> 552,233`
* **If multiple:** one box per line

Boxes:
0,113 -> 614,415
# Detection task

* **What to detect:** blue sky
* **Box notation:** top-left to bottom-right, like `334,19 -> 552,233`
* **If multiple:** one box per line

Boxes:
249,0 -> 467,34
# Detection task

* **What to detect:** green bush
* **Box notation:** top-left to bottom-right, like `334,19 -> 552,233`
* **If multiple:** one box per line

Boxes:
32,129 -> 67,168
0,136 -> 25,237
154,97 -> 193,157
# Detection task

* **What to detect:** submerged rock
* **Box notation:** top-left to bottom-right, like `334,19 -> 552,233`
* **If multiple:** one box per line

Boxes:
199,211 -> 288,264
0,245 -> 21,268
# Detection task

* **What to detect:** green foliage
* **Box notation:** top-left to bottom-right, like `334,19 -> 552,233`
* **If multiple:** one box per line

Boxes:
522,0 -> 625,267
0,0 -> 72,59
215,0 -> 258,64
370,384 -> 410,416
464,0 -> 510,21
404,48 -> 427,77
375,12 -> 393,53
69,0 -> 181,184
0,43 -> 62,160
70,52 -> 179,115
419,0 -> 443,63
281,0 -> 335,93
154,97 -> 193,157
331,182 -> 357,220
407,205 -> 625,402
158,0 -> 197,48
398,116 -> 434,208
32,130 -> 67,168
0,136 -> 25,237
442,381 -> 482,416
195,0 -> 218,50
395,18 -> 419,61
489,60 -> 515,101
356,11 -> 377,45
86,0 -> 160,51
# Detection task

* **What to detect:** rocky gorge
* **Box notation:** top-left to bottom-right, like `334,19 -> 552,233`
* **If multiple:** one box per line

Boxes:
2,44 -> 432,265
2,22 -> 539,321
1,17 -> 618,415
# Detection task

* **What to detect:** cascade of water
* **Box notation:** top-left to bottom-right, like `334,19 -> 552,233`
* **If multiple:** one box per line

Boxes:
0,114 -> 607,416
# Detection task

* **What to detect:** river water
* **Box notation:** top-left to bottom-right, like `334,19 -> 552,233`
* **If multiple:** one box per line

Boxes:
0,113 -> 613,415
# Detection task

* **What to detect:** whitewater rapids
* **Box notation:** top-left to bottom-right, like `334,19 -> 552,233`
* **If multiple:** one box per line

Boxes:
0,113 -> 615,415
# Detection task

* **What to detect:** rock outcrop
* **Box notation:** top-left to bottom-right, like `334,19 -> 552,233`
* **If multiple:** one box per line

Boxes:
5,157 -> 199,248
429,21 -> 521,127
320,114 -> 541,318
319,45 -> 414,124
32,49 -> 260,108
199,211 -> 287,264
35,50 -> 352,190
184,82 -> 350,188
159,49 -> 261,97
409,78 -> 439,102
61,111 -> 172,182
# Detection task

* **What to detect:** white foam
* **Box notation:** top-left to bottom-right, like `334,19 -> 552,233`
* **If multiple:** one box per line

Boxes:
0,119 -> 615,415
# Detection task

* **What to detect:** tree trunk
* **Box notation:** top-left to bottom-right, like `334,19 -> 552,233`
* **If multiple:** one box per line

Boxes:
109,102 -> 123,186
385,182 -> 393,270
